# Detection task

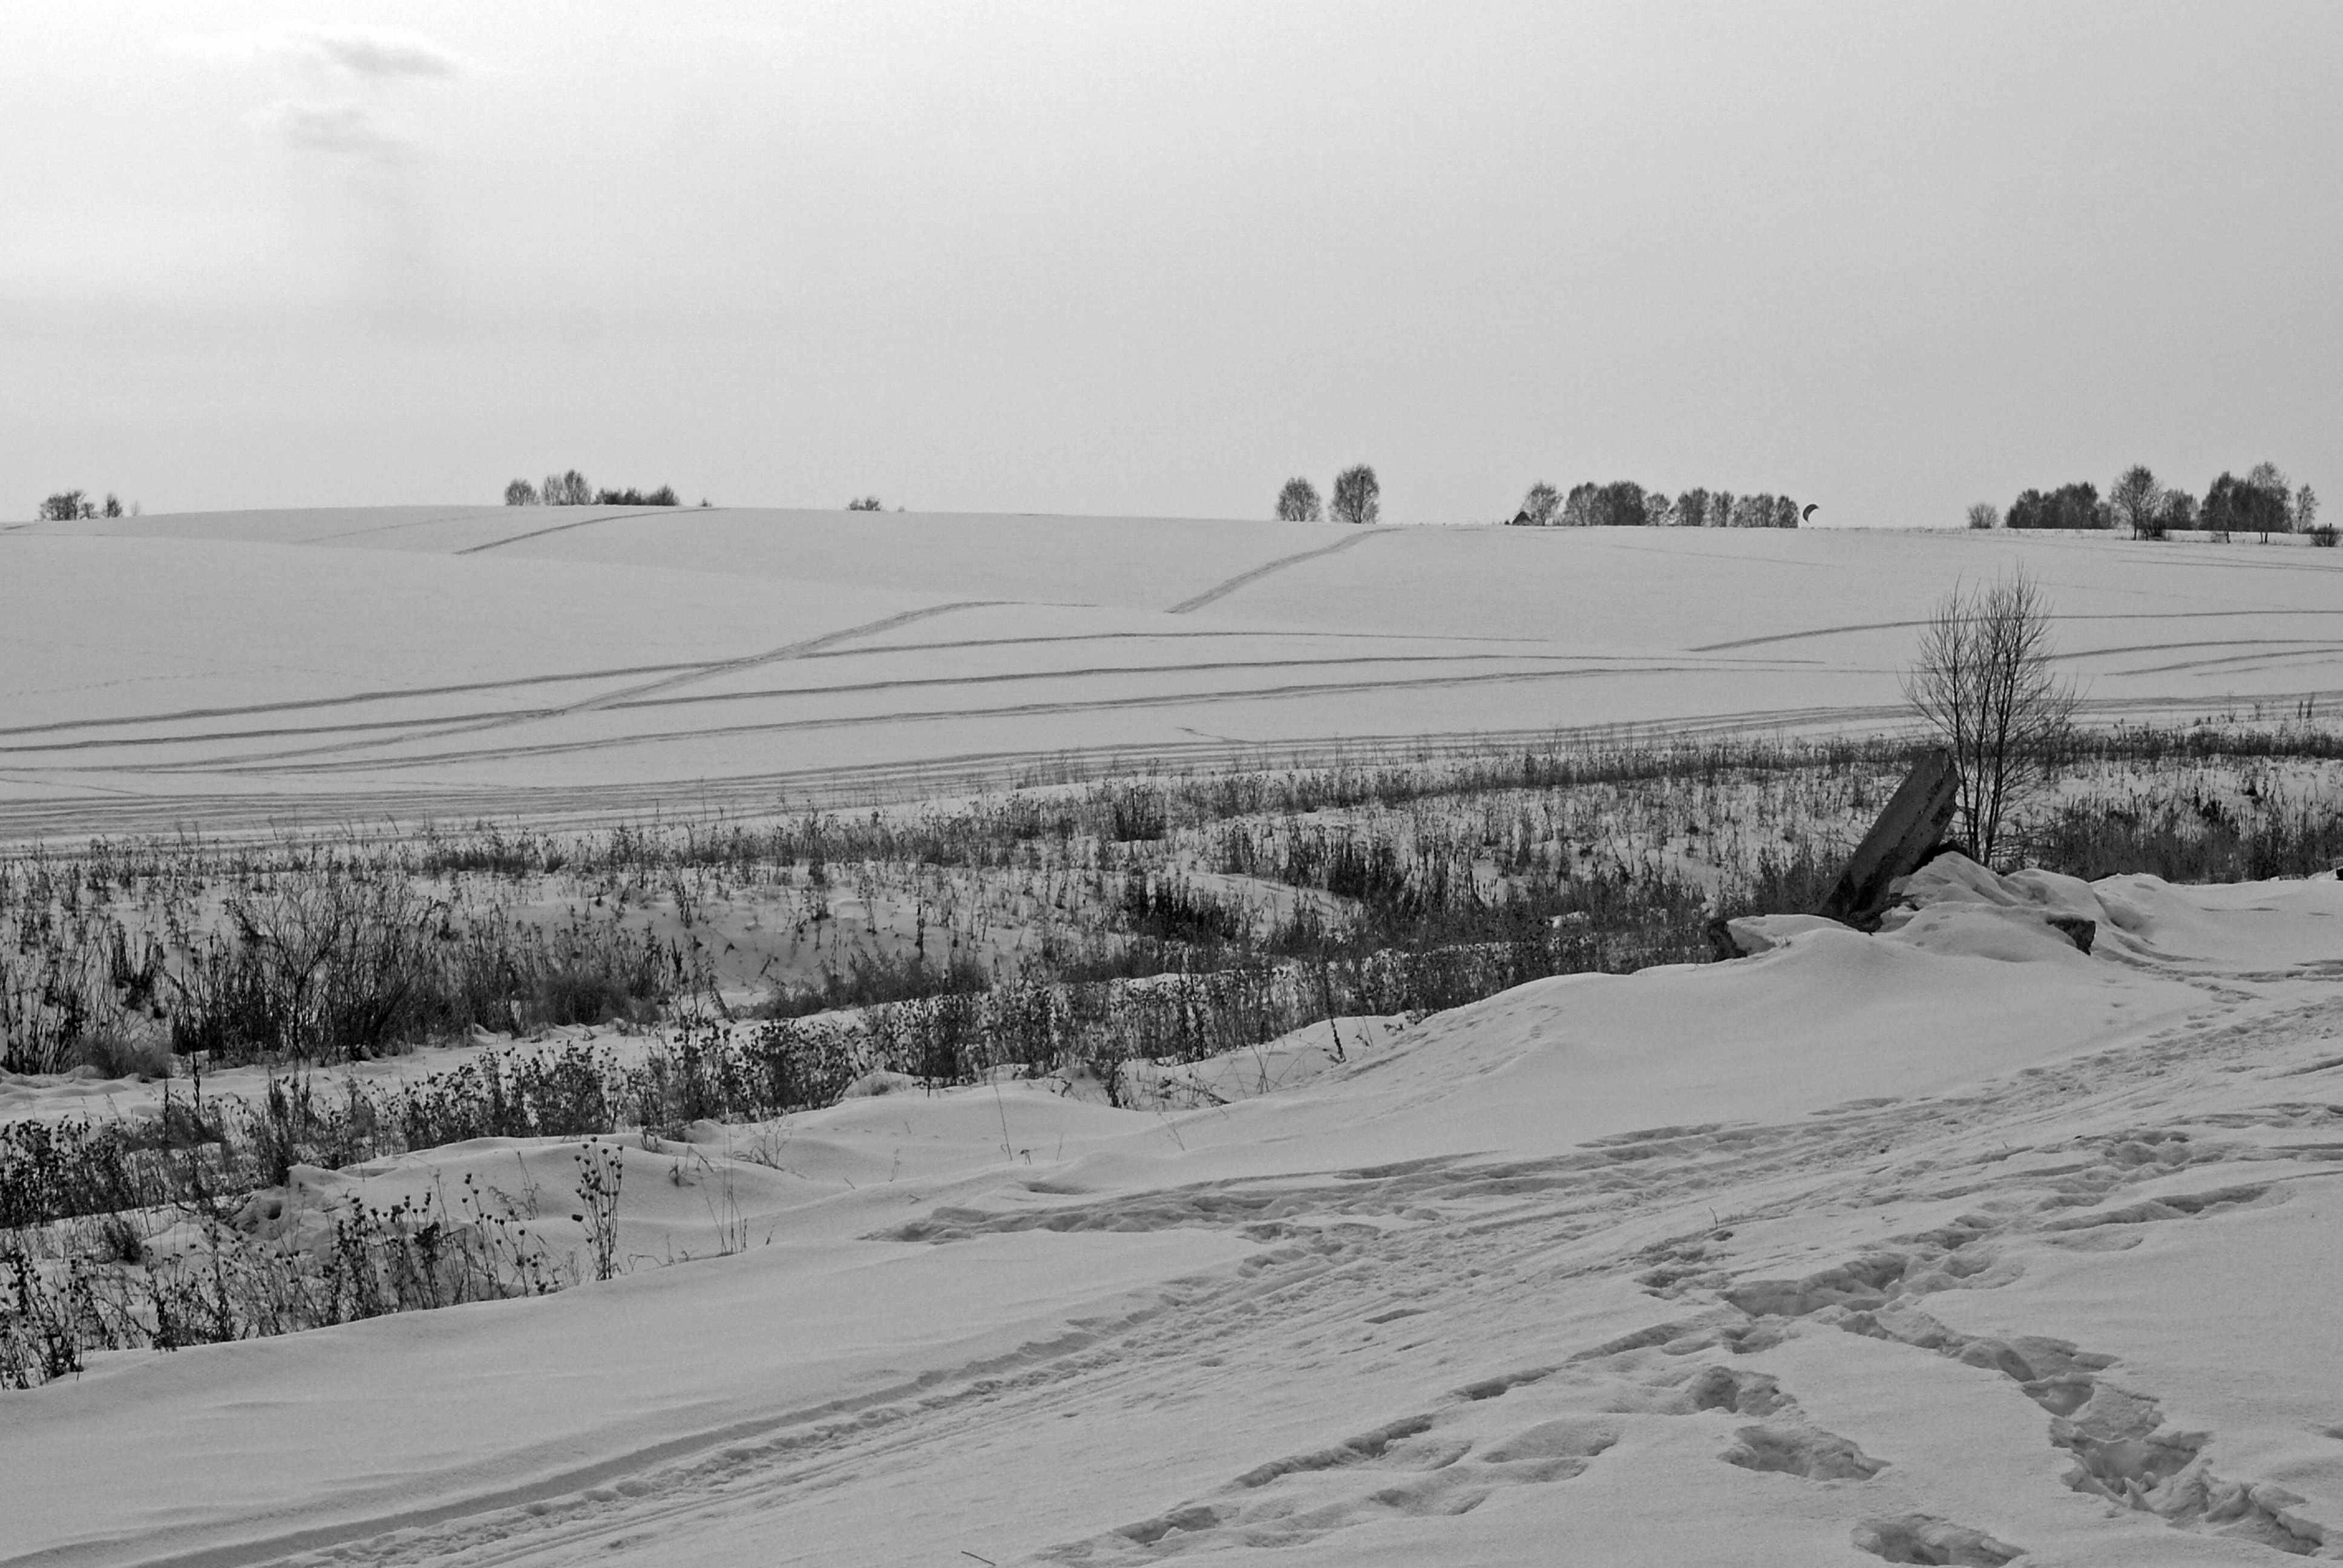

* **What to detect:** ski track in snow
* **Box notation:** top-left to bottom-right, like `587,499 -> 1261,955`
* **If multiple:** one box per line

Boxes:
143,982 -> 2343,1568
1162,529 -> 1387,615
453,510 -> 691,557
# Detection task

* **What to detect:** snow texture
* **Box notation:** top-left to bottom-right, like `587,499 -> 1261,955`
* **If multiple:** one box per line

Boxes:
12,863 -> 2343,1565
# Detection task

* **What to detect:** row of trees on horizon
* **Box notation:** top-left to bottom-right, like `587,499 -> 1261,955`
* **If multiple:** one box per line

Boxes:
1508,480 -> 1801,529
1274,466 -> 1381,525
1969,462 -> 2321,539
34,490 -> 133,521
1270,470 -> 1800,528
504,472 -> 682,508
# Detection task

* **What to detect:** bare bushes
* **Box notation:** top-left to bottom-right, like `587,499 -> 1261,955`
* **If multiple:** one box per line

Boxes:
169,886 -> 680,1063
0,863 -> 690,1076
2,1184 -> 569,1388
169,875 -> 443,1062
2025,788 -> 2343,884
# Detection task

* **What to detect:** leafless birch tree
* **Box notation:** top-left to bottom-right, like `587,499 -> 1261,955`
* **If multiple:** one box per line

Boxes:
1902,569 -> 2079,866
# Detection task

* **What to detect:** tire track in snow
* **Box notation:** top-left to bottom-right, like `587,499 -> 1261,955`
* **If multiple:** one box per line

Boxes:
0,665 -> 702,742
0,631 -> 1525,745
1693,609 -> 2343,654
551,602 -> 1006,716
183,662 -> 2313,780
2109,645 -> 2343,679
187,601 -> 1004,769
1165,529 -> 1387,614
162,662 -> 1777,776
10,684 -> 2343,843
0,653 -> 1654,759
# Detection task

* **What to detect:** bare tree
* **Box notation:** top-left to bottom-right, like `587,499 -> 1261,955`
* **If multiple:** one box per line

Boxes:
2296,483 -> 2320,536
2109,465 -> 2162,538
1274,477 -> 1322,521
1902,569 -> 2080,866
1329,464 -> 1379,526
36,491 -> 88,521
504,479 -> 539,506
1519,481 -> 1559,526
1964,502 -> 2000,531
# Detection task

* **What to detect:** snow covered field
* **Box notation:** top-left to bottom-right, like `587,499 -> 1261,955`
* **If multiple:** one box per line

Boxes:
7,507 -> 2343,838
11,858 -> 2343,1566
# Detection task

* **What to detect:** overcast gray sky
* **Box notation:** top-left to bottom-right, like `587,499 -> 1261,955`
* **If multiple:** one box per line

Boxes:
4,2 -> 2337,524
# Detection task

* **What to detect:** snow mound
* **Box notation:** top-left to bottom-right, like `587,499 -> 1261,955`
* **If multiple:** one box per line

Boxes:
1887,852 -> 2343,972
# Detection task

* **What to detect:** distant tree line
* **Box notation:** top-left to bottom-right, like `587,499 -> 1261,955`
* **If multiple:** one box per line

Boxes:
1971,462 -> 2320,541
505,471 -> 679,507
1506,480 -> 1801,528
34,491 -> 129,521
1274,465 -> 1380,524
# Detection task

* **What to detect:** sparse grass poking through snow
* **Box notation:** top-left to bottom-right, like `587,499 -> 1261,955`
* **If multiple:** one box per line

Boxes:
10,721 -> 2343,1385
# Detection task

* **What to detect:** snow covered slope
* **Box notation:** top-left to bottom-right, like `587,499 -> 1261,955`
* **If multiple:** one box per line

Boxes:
10,864 -> 2343,1566
7,508 -> 2343,835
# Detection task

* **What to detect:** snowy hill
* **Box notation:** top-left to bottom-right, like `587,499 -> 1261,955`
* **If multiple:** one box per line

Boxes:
10,861 -> 2343,1566
6,508 -> 2343,837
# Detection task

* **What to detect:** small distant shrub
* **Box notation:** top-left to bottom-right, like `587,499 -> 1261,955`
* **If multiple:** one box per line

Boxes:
594,485 -> 678,506
847,496 -> 883,512
1965,502 -> 2000,531
2312,524 -> 2338,548
62,1025 -> 174,1081
1106,785 -> 1168,841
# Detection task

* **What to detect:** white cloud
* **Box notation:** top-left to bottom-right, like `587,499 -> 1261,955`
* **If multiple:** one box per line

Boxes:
177,24 -> 472,82
287,26 -> 467,82
261,100 -> 404,159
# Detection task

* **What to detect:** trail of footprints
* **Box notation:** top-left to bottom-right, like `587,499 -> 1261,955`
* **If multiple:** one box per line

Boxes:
1041,1344 -> 1872,1561
1046,1320 -> 2037,1564
1047,1101 -> 2343,1564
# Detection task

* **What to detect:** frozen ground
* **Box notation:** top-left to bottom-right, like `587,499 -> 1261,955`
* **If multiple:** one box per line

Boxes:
6,508 -> 2343,837
10,861 -> 2343,1566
